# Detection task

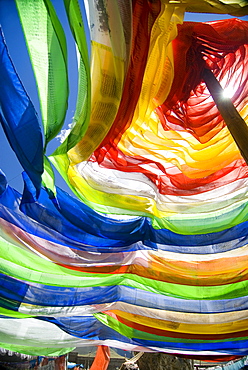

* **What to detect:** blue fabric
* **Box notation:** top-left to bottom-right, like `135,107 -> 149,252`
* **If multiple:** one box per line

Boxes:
40,315 -> 139,345
0,170 -> 7,195
0,172 -> 247,254
2,272 -> 248,314
0,28 -> 43,196
133,339 -> 248,355
0,274 -> 28,310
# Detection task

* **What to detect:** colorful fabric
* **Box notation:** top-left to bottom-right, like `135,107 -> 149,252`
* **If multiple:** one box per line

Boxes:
0,0 -> 248,360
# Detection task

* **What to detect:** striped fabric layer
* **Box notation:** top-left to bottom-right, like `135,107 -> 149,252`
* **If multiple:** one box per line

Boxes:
0,0 -> 248,360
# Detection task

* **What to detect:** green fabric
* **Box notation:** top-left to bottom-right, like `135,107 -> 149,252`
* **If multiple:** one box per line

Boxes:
52,0 -> 91,155
41,155 -> 56,196
15,0 -> 68,147
0,307 -> 34,318
0,238 -> 247,300
0,342 -> 74,357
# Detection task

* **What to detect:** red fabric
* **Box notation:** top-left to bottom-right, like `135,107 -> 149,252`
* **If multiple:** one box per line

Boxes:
94,0 -> 161,163
176,353 -> 242,362
161,19 -> 248,142
90,151 -> 248,195
89,18 -> 248,197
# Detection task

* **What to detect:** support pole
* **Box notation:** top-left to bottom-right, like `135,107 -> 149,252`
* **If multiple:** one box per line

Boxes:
202,68 -> 248,165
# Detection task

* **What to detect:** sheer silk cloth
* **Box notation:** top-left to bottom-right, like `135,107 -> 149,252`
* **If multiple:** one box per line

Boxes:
0,0 -> 248,360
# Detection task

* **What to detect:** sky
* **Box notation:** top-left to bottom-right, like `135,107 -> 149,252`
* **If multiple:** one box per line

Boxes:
0,0 -> 247,195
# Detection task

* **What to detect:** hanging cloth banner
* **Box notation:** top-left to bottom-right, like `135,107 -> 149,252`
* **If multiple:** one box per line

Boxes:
0,28 -> 43,196
89,346 -> 110,370
15,0 -> 68,147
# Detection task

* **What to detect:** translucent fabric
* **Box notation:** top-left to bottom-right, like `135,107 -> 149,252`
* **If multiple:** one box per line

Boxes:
0,29 -> 43,196
1,0 -> 248,361
183,0 -> 248,17
16,0 -> 69,146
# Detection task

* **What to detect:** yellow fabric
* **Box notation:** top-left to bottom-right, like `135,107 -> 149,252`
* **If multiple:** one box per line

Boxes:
111,310 -> 248,335
68,0 -> 127,163
68,41 -> 124,163
118,3 -> 183,152
108,302 -> 248,325
119,121 -> 241,180
182,0 -> 248,16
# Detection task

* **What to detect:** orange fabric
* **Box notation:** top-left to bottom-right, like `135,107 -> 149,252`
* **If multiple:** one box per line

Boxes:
59,253 -> 248,287
90,346 -> 110,370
